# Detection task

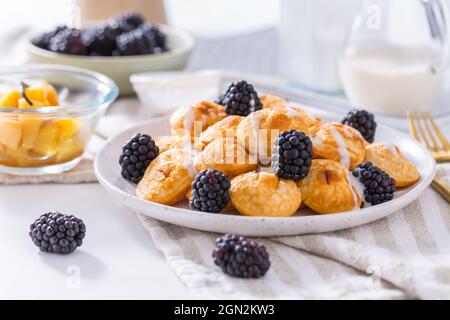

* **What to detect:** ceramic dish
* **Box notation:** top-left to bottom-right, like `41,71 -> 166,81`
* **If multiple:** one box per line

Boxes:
27,25 -> 194,96
94,109 -> 436,237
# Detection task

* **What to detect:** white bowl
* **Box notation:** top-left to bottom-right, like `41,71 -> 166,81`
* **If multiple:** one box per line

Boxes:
27,25 -> 195,96
94,113 -> 436,237
130,71 -> 222,116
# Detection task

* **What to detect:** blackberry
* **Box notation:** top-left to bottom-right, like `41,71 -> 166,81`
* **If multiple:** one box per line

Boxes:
272,130 -> 313,181
217,81 -> 263,116
82,23 -> 122,56
29,212 -> 86,254
140,23 -> 166,52
116,24 -> 166,56
190,169 -> 231,213
352,161 -> 396,206
113,11 -> 145,31
212,234 -> 270,278
342,109 -> 377,143
32,25 -> 68,50
119,133 -> 159,184
49,28 -> 87,55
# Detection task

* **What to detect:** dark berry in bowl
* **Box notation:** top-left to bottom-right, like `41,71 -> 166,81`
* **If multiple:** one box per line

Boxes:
217,80 -> 263,116
119,133 -> 159,184
49,28 -> 87,55
272,130 -> 313,181
352,161 -> 396,206
82,23 -> 122,56
113,11 -> 145,31
29,212 -> 86,254
342,109 -> 377,143
32,25 -> 68,50
213,234 -> 270,278
190,169 -> 231,213
116,23 -> 166,56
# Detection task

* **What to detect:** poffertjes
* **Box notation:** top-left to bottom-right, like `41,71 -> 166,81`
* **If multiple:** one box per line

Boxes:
365,142 -> 420,187
297,159 -> 362,214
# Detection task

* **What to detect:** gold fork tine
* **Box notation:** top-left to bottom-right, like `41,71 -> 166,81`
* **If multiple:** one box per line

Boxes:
407,111 -> 450,203
424,112 -> 450,152
411,111 -> 433,151
420,112 -> 439,152
407,111 -> 420,141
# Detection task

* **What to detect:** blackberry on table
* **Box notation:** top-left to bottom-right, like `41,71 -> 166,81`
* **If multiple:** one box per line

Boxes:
342,109 -> 377,143
32,25 -> 68,50
29,212 -> 86,254
119,133 -> 159,184
212,234 -> 270,278
272,130 -> 313,181
190,169 -> 231,213
217,80 -> 263,116
49,28 -> 87,55
352,161 -> 396,206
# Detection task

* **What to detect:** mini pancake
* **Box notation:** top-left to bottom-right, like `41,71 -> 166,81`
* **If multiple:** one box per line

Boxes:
169,101 -> 227,138
194,115 -> 243,151
230,171 -> 302,217
260,94 -> 286,109
236,106 -> 320,162
136,148 -> 194,205
195,137 -> 258,177
308,123 -> 366,170
155,135 -> 185,154
365,142 -> 420,187
297,159 -> 362,214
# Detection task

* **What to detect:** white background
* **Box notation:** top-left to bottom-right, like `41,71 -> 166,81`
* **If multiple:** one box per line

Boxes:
0,0 -> 280,38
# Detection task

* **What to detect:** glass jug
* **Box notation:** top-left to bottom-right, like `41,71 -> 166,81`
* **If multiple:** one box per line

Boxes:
339,0 -> 448,115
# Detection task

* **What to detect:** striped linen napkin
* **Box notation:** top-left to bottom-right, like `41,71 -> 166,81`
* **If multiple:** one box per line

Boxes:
137,177 -> 450,299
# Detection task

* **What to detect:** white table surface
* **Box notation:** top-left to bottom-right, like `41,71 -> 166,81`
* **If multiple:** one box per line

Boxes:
0,183 -> 190,299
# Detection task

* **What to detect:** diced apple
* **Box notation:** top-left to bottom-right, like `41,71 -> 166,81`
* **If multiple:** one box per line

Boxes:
18,98 -> 48,109
0,90 -> 22,108
21,118 -> 43,149
0,120 -> 22,150
18,99 -> 46,149
56,139 -> 84,162
55,118 -> 82,141
24,87 -> 47,104
33,124 -> 59,156
41,82 -> 59,106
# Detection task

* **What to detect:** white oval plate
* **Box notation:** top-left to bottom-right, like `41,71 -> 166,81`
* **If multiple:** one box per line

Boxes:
94,112 -> 436,237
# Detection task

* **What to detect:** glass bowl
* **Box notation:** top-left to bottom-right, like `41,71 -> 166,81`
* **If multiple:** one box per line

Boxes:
0,64 -> 118,175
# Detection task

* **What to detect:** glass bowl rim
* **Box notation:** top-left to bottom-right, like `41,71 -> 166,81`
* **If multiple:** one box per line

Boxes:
0,64 -> 119,116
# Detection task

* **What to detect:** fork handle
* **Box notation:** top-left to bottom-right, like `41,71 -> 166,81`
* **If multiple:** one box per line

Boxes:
432,178 -> 450,203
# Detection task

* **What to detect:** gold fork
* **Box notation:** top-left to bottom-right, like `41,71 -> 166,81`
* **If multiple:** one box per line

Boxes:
407,111 -> 450,203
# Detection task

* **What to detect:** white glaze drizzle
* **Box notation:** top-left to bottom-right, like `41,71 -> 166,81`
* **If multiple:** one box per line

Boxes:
348,172 -> 369,209
257,166 -> 273,173
330,127 -> 351,168
284,104 -> 299,117
250,112 -> 269,164
310,136 -> 323,147
380,141 -> 398,155
183,107 -> 198,176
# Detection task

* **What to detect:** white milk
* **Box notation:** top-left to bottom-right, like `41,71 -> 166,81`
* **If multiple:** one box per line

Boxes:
339,46 -> 443,115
